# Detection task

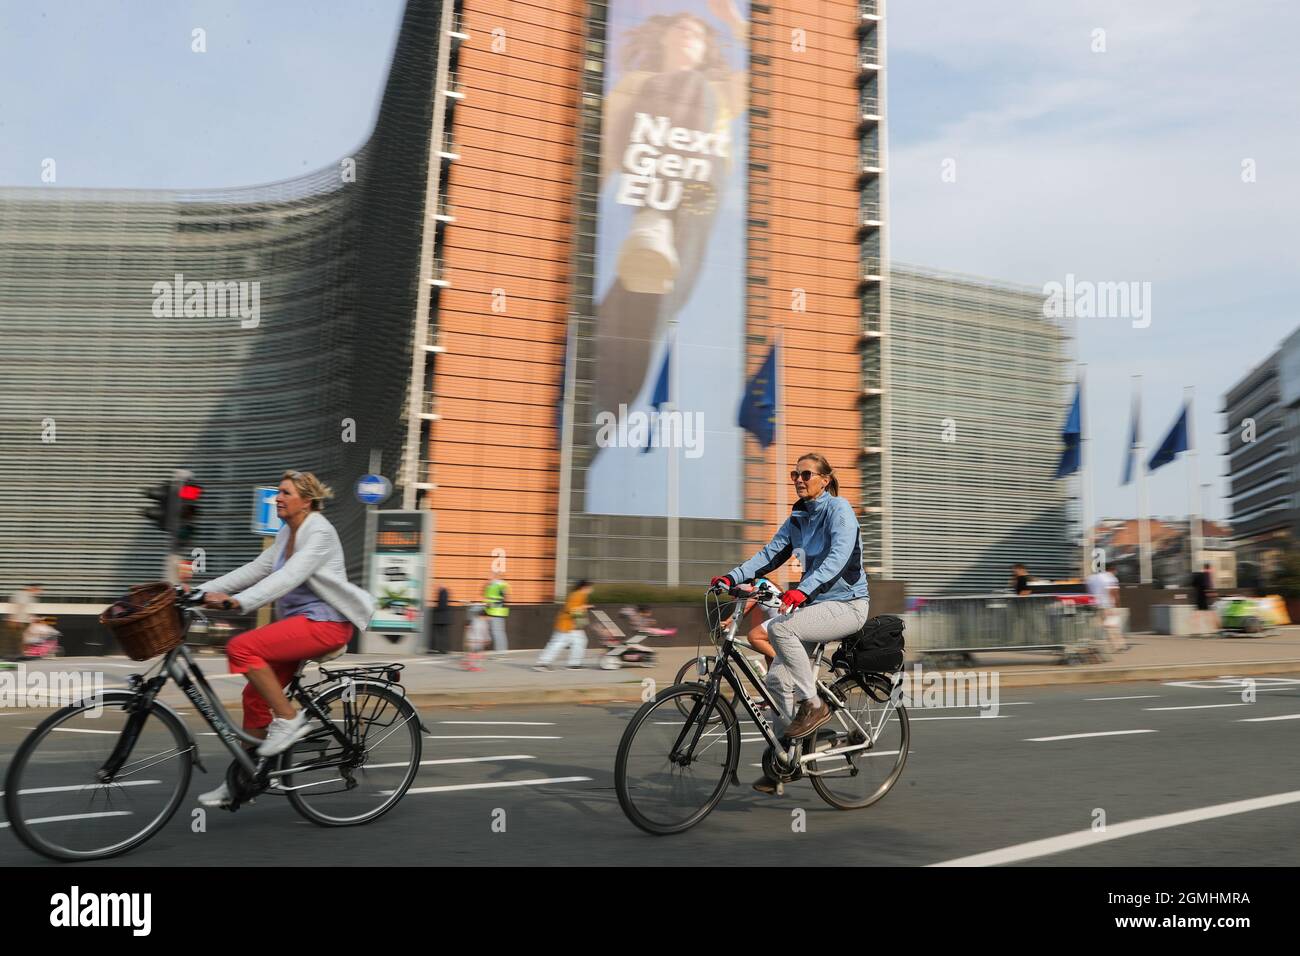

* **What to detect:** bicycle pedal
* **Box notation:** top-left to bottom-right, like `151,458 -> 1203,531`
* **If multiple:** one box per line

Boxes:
775,781 -> 785,797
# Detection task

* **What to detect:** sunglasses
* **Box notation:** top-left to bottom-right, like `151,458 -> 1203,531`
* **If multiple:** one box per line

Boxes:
790,470 -> 822,482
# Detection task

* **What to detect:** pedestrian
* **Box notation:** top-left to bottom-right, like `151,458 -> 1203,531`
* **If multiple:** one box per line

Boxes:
5,585 -> 42,659
1192,563 -> 1215,611
429,587 -> 451,654
1086,566 -> 1126,652
483,577 -> 510,653
1010,563 -> 1032,596
535,580 -> 593,671
462,602 -> 490,671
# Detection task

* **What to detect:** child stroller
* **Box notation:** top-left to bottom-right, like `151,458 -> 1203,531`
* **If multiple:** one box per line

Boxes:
593,606 -> 675,670
20,617 -> 62,660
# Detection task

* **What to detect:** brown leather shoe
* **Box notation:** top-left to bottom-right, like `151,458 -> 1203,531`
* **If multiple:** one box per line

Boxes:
752,774 -> 780,795
784,698 -> 832,739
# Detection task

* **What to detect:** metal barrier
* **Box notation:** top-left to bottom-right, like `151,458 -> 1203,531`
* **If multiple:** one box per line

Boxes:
908,595 -> 1107,665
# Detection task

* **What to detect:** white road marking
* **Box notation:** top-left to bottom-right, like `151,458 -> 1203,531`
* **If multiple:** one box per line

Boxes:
438,721 -> 556,726
1,780 -> 161,797
0,810 -> 133,829
1025,730 -> 1156,742
930,789 -> 1300,867
368,755 -> 535,769
46,727 -> 121,734
1083,695 -> 1160,701
1239,714 -> 1300,723
907,715 -> 1012,721
1145,703 -> 1252,712
902,702 -> 1032,710
424,735 -> 561,740
395,776 -> 592,795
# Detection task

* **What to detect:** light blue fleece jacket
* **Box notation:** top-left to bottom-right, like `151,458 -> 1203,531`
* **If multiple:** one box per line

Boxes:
727,491 -> 869,604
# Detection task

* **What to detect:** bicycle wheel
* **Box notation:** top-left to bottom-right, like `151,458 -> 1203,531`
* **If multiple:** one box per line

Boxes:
616,683 -> 739,835
807,675 -> 909,811
672,657 -> 736,720
281,682 -> 422,826
4,691 -> 193,861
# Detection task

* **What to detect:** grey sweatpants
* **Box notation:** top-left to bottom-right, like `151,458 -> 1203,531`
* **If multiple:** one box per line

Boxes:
488,616 -> 508,652
764,598 -> 870,733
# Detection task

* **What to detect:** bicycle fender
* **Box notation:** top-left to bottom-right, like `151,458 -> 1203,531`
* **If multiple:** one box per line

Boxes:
311,678 -> 428,732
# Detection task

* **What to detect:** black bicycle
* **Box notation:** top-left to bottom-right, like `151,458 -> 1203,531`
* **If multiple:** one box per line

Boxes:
615,580 -> 909,835
4,588 -> 425,861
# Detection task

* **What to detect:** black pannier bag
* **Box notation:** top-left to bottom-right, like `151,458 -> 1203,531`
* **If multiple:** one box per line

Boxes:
832,614 -> 905,674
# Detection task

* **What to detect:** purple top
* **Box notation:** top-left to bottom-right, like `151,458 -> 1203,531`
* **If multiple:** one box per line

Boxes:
273,547 -> 347,623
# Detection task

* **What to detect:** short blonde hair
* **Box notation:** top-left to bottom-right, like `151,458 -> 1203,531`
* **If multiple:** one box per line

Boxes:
282,470 -> 334,511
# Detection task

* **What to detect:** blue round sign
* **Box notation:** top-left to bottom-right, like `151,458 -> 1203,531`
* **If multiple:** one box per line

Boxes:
356,474 -> 392,506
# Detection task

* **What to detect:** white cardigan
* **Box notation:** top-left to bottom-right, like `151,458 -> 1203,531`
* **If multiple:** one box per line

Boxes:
197,512 -> 376,633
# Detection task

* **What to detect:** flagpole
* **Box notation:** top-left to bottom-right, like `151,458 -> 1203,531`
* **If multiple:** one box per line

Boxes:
1080,364 -> 1093,576
1134,374 -> 1152,584
774,331 -> 786,589
667,320 -> 680,588
1186,385 -> 1201,580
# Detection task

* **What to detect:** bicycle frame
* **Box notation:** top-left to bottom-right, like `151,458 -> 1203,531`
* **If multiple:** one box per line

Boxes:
674,591 -> 899,773
97,603 -> 367,795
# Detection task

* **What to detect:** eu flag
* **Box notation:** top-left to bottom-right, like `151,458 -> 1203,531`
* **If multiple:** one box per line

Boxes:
641,345 -> 671,454
1148,403 -> 1189,472
1054,384 -> 1082,478
1121,393 -> 1139,486
738,343 -> 778,448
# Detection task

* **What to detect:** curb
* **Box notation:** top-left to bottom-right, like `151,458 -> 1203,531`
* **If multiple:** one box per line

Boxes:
186,660 -> 1300,712
984,659 -> 1300,688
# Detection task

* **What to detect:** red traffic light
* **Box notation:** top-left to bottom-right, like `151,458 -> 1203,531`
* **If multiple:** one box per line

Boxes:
178,483 -> 203,501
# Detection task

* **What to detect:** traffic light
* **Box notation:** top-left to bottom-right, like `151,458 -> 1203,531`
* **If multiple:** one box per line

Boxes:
176,481 -> 202,543
141,481 -> 174,534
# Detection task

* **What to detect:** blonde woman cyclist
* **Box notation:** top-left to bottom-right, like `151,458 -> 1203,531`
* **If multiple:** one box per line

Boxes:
711,453 -> 870,794
194,470 -> 375,807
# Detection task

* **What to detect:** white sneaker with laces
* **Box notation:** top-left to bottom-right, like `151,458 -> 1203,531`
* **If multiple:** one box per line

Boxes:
198,781 -> 233,808
257,710 -> 312,757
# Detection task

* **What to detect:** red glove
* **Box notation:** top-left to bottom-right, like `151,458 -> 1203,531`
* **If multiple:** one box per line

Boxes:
711,575 -> 735,590
780,589 -> 808,612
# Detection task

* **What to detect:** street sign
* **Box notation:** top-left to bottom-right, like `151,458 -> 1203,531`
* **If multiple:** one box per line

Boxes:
356,474 -> 392,506
252,486 -> 283,536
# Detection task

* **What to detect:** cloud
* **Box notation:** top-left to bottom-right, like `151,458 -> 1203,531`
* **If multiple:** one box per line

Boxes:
888,0 -> 1300,520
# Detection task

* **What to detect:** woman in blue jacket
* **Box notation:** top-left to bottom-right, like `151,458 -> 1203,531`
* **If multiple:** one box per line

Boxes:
712,452 -> 870,792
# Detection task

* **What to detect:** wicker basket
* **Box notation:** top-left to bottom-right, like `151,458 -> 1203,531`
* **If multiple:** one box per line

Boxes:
100,583 -> 185,661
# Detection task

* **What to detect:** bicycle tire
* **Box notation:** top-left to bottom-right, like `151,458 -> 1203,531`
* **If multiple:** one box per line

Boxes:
4,691 -> 193,862
809,675 -> 909,811
616,683 -> 739,835
282,682 -> 422,827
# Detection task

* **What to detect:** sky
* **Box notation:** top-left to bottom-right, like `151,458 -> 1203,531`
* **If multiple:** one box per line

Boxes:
4,0 -> 1298,522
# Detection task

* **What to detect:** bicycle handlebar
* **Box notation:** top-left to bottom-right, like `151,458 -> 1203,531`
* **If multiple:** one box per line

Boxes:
175,586 -> 232,610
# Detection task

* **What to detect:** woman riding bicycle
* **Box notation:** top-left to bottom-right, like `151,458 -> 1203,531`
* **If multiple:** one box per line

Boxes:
711,452 -> 870,794
194,470 -> 375,805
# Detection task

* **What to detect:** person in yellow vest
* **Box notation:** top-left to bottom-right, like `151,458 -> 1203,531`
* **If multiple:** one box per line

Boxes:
483,578 -> 509,653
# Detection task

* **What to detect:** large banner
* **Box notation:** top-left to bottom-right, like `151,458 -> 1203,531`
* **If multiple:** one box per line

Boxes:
585,0 -> 750,520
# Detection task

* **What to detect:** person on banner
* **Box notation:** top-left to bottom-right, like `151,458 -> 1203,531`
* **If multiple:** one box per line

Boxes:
711,453 -> 870,794
593,1 -> 749,419
194,470 -> 374,808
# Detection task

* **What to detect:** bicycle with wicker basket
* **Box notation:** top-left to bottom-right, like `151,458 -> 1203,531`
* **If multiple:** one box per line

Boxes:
3,583 -> 425,862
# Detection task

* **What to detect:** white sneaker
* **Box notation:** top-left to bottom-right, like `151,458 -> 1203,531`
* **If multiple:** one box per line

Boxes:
257,710 -> 313,757
198,781 -> 233,808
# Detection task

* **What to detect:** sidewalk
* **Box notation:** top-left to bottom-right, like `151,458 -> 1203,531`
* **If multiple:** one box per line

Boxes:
15,628 -> 1300,712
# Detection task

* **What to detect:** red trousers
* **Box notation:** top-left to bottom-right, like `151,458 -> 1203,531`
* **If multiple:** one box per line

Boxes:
226,615 -> 353,730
